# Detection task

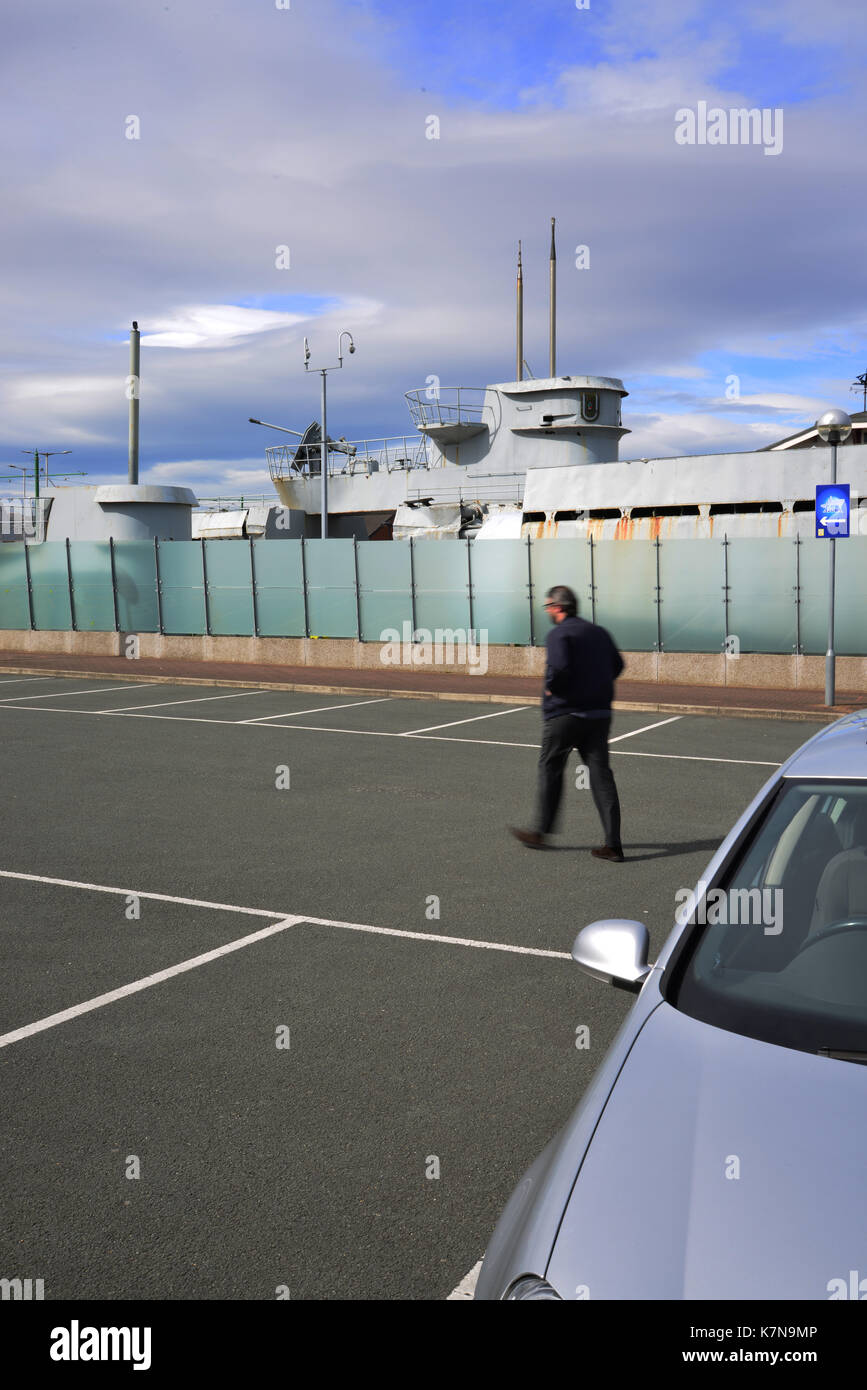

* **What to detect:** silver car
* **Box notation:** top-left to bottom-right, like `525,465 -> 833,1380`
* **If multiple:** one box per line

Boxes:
476,712 -> 867,1300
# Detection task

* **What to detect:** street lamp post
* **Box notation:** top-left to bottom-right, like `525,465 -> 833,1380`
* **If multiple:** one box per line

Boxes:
303,331 -> 355,539
815,408 -> 852,707
21,448 -> 71,497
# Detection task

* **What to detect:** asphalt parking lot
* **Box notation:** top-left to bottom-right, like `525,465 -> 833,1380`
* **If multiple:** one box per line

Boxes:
0,673 -> 832,1300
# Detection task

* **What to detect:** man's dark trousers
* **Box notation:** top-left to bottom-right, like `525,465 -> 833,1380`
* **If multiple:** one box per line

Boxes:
533,713 -> 622,848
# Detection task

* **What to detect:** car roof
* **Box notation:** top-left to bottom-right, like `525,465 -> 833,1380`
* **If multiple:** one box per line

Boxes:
782,709 -> 867,780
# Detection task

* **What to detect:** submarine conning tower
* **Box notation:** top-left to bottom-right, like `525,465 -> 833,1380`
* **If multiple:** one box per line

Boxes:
404,374 -> 630,476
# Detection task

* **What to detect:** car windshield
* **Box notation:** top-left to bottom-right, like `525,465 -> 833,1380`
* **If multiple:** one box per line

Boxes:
666,780 -> 867,1057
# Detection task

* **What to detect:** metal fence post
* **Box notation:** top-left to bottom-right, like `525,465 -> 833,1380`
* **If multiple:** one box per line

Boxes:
250,537 -> 259,638
466,535 -> 474,637
654,536 -> 662,653
722,535 -> 730,651
66,536 -> 77,631
794,534 -> 801,654
109,536 -> 120,633
589,535 -> 596,623
154,537 -> 164,634
23,541 -> 34,631
527,534 -> 535,646
300,536 -> 309,638
353,534 -> 362,640
409,536 -> 417,636
201,538 -> 211,636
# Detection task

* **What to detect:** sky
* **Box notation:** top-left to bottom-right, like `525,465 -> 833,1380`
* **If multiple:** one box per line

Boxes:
2,0 -> 866,498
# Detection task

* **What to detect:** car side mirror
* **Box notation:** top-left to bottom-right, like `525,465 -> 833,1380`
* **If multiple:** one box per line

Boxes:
572,919 -> 652,994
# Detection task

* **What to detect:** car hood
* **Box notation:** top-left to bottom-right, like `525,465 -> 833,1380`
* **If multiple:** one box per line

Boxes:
546,1001 -> 867,1299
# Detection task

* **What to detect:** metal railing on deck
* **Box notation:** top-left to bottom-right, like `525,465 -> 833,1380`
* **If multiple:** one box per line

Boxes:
404,387 -> 487,430
267,434 -> 433,482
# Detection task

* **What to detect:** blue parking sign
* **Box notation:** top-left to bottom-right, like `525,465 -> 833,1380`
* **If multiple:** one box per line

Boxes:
816,484 -> 850,537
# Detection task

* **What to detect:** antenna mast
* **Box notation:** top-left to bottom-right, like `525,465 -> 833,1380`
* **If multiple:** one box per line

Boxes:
516,241 -> 523,381
548,218 -> 557,378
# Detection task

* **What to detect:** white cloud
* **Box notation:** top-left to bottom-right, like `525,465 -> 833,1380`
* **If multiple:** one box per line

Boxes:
140,305 -> 309,349
624,411 -> 782,459
146,458 -> 273,494
706,391 -> 832,414
11,376 -> 125,401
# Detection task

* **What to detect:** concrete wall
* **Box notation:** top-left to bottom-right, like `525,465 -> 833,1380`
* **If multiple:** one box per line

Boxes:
1,627 -> 865,693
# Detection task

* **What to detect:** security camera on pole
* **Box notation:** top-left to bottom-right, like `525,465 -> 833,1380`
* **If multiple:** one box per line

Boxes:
814,407 -> 852,707
303,331 -> 355,539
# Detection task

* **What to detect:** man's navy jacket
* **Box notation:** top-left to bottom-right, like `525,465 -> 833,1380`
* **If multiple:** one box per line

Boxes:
542,615 -> 624,720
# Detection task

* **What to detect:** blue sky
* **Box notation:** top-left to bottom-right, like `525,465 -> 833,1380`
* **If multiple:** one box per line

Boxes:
1,0 -> 866,495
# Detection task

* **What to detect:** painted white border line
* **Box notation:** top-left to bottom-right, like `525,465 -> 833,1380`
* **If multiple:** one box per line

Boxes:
97,688 -> 274,713
0,703 -> 782,766
0,682 -> 158,703
403,706 -> 533,735
0,868 -> 572,961
610,715 -> 682,742
0,676 -> 55,687
0,916 -> 304,1050
239,697 -> 392,724
447,1259 -> 484,1300
0,870 -> 281,917
0,869 -> 571,1049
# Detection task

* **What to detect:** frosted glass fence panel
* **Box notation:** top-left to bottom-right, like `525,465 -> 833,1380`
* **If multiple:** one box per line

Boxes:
304,540 -> 358,638
659,541 -> 725,652
799,538 -> 867,657
593,541 -> 658,650
412,539 -> 471,633
470,540 -> 531,644
68,542 -> 115,632
727,541 -> 796,654
0,547 -> 31,629
204,540 -> 255,636
357,542 -> 412,641
837,539 -> 867,657
529,539 -> 592,641
158,542 -> 206,635
113,542 -> 159,633
0,536 -> 865,654
27,543 -> 72,631
251,540 -> 306,637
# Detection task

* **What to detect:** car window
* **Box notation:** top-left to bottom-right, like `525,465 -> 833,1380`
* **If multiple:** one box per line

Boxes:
665,781 -> 867,1057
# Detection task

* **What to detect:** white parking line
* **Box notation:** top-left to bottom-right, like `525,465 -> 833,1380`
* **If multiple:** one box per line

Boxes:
0,870 -> 283,916
238,697 -> 393,724
95,689 -> 274,713
447,1259 -> 484,1300
613,749 -> 779,767
610,715 -> 682,742
0,676 -> 54,686
0,916 -> 304,1050
403,706 -> 534,735
0,702 -> 783,766
0,869 -> 572,1049
0,682 -> 157,702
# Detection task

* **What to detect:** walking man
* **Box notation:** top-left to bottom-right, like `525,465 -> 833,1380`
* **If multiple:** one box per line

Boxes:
510,585 -> 625,861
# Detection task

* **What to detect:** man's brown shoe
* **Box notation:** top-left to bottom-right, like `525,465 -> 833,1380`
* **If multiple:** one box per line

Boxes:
591,845 -> 625,862
509,827 -> 545,848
